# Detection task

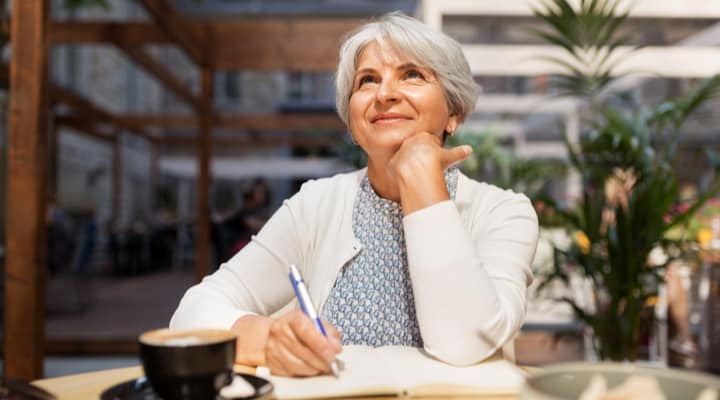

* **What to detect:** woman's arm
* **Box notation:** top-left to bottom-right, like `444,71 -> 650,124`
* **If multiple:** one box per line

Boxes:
169,184 -> 343,375
404,194 -> 538,365
169,203 -> 303,330
388,132 -> 537,365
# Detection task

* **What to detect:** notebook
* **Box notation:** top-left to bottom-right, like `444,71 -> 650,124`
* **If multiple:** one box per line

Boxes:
260,345 -> 526,399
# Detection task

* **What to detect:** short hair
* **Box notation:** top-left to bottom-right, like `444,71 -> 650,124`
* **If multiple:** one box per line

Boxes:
334,12 -> 479,128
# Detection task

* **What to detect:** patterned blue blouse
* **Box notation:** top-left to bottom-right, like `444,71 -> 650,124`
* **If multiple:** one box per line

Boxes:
321,168 -> 459,347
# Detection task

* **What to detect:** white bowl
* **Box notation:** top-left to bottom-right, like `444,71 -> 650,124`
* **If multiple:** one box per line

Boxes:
521,362 -> 720,399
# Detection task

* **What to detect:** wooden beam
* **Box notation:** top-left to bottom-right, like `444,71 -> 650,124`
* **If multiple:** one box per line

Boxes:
49,22 -> 170,45
219,113 -> 345,131
115,113 -> 196,129
195,68 -> 213,281
6,0 -> 50,381
49,83 -> 111,121
138,0 -> 207,67
49,83 -> 156,140
211,19 -> 363,70
115,113 -> 346,131
50,19 -> 362,70
158,135 -> 341,149
54,116 -> 116,143
112,41 -> 202,112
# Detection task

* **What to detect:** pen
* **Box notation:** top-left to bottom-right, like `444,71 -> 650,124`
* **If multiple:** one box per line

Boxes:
288,264 -> 340,377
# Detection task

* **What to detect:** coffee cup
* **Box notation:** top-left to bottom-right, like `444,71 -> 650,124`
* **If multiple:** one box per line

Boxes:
139,328 -> 237,400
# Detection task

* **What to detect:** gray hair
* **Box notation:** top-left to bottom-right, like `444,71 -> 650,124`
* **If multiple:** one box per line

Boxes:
334,12 -> 479,127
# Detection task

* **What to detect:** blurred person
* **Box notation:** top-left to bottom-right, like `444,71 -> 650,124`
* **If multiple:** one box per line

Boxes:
47,200 -> 75,276
125,213 -> 148,275
150,207 -> 178,271
171,13 -> 538,377
73,214 -> 97,274
227,180 -> 272,254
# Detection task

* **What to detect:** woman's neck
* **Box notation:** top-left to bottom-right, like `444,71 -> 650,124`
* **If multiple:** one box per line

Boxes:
366,159 -> 401,202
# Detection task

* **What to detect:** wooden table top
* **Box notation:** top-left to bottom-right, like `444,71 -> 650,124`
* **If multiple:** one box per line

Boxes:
33,364 -> 520,400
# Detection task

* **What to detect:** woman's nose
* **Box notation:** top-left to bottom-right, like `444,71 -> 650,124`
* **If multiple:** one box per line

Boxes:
376,79 -> 401,104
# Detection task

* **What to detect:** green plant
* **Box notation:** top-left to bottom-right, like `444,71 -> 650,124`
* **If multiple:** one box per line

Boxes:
447,131 -> 567,203
531,0 -> 720,360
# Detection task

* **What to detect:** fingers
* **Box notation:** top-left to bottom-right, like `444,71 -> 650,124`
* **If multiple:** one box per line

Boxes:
266,336 -> 318,376
276,318 -> 331,374
288,314 -> 339,367
265,311 -> 341,377
441,144 -> 472,169
321,320 -> 343,351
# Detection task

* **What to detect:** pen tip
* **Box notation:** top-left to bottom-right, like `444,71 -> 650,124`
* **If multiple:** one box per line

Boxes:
330,361 -> 340,378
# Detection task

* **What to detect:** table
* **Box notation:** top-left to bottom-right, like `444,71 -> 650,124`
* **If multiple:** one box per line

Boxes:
33,365 -> 521,399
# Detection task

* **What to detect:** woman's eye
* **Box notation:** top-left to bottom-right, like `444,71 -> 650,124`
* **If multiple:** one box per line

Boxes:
357,75 -> 375,87
405,69 -> 424,79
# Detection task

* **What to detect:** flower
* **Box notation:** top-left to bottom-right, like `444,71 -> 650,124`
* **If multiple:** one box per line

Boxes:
697,228 -> 713,248
604,168 -> 637,211
574,231 -> 591,254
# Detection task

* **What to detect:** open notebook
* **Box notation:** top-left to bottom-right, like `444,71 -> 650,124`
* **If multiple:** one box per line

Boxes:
259,345 -> 526,399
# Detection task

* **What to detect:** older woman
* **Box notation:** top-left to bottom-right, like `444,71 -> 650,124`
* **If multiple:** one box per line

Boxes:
170,12 -> 538,377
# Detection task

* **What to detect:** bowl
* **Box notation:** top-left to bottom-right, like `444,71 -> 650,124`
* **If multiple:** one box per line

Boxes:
521,362 -> 720,399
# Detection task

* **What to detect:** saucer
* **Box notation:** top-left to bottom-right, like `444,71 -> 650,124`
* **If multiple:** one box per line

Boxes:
100,373 -> 273,400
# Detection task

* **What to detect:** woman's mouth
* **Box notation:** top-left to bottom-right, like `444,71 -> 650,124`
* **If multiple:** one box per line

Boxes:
371,113 -> 411,124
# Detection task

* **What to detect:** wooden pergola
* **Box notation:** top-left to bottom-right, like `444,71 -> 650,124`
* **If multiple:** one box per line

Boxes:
6,0 -> 362,380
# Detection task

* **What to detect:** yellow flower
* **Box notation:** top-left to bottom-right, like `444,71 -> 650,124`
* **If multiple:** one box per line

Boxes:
574,231 -> 591,254
697,228 -> 713,248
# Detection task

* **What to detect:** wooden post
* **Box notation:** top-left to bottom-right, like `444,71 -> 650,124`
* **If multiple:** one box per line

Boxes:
195,68 -> 213,281
5,0 -> 50,381
112,132 -> 122,228
150,139 -> 159,212
48,121 -> 59,200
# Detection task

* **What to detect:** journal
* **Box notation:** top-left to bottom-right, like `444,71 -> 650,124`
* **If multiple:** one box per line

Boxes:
262,345 -> 525,399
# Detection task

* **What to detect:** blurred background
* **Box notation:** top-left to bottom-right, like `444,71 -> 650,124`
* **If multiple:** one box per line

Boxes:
2,0 -> 720,380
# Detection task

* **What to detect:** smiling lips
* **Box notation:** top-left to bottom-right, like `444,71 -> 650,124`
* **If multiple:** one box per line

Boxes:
371,113 -> 412,124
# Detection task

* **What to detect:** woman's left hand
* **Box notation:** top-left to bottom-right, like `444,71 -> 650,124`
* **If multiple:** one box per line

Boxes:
388,132 -> 472,215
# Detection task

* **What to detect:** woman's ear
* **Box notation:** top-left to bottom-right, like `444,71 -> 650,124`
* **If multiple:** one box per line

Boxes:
445,114 -> 460,137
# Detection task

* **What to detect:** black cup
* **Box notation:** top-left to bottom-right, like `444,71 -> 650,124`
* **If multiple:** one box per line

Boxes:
139,328 -> 237,400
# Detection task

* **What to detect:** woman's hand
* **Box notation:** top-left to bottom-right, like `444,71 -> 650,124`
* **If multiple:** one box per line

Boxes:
264,310 -> 342,377
388,132 -> 472,215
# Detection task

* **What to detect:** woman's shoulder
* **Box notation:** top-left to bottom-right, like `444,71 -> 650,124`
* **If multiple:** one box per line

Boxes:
298,168 -> 365,192
457,172 -> 531,205
457,172 -> 536,222
288,168 -> 365,205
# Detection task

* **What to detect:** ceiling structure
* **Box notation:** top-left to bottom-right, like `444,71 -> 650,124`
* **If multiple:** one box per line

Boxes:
172,0 -> 417,17
417,0 -> 720,160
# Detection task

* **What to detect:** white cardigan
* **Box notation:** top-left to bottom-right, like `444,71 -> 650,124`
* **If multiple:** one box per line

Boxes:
170,168 -> 539,365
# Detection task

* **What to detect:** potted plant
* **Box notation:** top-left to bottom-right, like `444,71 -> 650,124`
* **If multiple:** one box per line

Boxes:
531,0 -> 720,361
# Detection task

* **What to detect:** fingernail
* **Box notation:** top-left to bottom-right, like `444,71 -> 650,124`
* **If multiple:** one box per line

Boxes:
329,337 -> 342,349
322,349 -> 336,362
463,145 -> 473,155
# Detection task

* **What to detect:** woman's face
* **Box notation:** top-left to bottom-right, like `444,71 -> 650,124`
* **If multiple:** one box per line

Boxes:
348,41 -> 459,159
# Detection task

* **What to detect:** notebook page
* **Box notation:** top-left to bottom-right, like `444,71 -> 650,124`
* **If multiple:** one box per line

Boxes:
378,346 -> 526,397
264,345 -> 401,399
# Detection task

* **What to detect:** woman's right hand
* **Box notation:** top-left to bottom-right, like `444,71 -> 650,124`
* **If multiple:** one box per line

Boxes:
264,309 -> 342,377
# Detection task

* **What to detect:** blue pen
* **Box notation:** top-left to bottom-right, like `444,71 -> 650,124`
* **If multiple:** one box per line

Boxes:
288,264 -> 340,377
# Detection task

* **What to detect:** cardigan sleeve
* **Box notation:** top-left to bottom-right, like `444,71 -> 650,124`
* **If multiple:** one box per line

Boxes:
403,191 -> 538,365
169,193 -> 310,330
